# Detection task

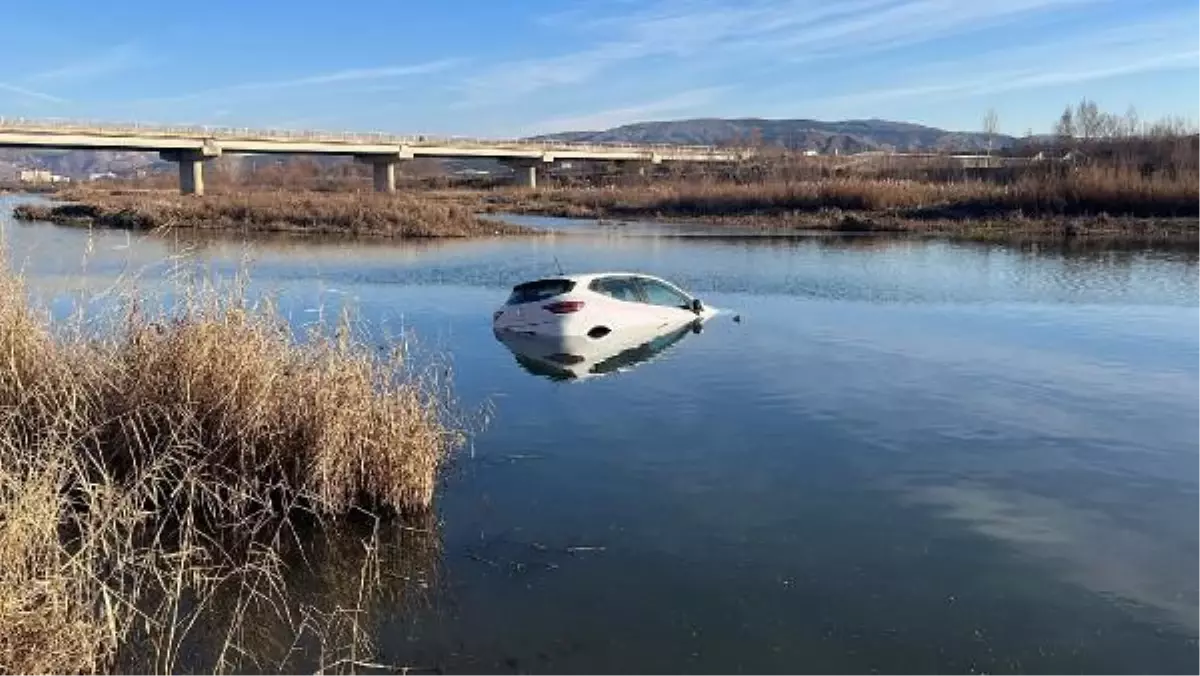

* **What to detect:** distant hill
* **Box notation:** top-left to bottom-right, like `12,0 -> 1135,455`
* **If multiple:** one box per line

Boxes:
535,117 -> 1017,154
0,148 -> 164,181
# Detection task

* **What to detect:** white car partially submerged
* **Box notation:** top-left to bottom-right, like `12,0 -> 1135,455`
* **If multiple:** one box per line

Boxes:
492,272 -> 716,340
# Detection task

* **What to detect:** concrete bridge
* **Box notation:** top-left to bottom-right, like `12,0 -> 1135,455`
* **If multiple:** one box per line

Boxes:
0,118 -> 751,195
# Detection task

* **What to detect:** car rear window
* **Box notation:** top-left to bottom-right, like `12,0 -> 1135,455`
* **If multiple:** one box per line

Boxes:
506,279 -> 575,305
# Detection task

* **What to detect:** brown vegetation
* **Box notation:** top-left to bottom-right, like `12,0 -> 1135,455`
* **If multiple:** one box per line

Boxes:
463,119 -> 1198,242
484,102 -> 1198,233
0,182 -> 57,195
0,261 -> 460,673
103,155 -> 503,193
14,188 -> 530,237
474,163 -> 1198,221
16,99 -> 1196,244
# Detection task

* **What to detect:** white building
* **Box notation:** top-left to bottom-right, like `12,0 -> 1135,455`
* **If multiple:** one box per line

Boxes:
18,169 -> 52,183
18,169 -> 70,183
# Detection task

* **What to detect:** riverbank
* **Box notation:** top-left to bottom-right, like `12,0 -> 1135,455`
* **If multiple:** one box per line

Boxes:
0,262 -> 459,673
12,167 -> 1197,245
12,188 -> 531,237
454,169 -> 1199,243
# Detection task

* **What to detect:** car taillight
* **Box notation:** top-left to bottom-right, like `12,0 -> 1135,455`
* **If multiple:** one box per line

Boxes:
543,300 -> 584,314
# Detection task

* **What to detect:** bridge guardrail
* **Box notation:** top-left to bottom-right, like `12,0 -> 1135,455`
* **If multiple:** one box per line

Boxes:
0,117 -> 746,158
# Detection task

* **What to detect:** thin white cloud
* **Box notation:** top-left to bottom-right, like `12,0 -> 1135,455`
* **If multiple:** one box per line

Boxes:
771,0 -> 1102,61
526,86 -> 729,134
27,43 -> 140,82
0,81 -> 66,103
131,58 -> 464,106
454,0 -> 897,108
250,59 -> 463,88
455,0 -> 1098,107
797,12 -> 1200,114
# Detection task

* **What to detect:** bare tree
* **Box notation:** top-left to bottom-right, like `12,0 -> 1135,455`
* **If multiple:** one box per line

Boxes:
1122,106 -> 1140,138
1096,112 -> 1121,139
982,108 -> 999,158
1147,115 -> 1197,137
1055,105 -> 1075,140
1076,98 -> 1102,140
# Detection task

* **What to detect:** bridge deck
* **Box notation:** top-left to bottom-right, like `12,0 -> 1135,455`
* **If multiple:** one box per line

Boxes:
0,119 -> 748,162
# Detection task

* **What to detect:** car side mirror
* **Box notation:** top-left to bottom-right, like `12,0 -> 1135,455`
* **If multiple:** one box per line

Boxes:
690,298 -> 703,314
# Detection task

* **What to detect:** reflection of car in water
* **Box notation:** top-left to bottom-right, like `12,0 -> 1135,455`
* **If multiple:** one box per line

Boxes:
494,321 -> 702,381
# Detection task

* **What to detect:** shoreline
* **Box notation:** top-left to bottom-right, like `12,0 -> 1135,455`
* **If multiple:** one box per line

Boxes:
474,202 -> 1198,246
11,188 -> 533,238
458,184 -> 1200,246
9,185 -> 1197,246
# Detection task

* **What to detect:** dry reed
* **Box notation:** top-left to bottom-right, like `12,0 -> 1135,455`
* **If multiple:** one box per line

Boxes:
0,258 -> 460,673
478,165 -> 1199,222
15,189 -> 530,238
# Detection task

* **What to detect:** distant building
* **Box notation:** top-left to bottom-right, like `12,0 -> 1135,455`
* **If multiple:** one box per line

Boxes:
802,149 -> 820,157
88,171 -> 119,181
18,169 -> 70,183
18,169 -> 52,183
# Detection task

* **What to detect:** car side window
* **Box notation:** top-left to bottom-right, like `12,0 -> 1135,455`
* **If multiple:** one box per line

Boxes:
591,277 -> 642,303
636,278 -> 691,309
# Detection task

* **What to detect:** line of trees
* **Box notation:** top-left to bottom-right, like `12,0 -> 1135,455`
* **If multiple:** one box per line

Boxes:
1053,98 -> 1197,140
982,99 -> 1196,145
1031,99 -> 1197,185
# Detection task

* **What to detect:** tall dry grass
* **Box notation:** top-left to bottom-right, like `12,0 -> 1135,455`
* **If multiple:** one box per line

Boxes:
490,164 -> 1199,221
14,189 -> 529,237
0,259 -> 460,673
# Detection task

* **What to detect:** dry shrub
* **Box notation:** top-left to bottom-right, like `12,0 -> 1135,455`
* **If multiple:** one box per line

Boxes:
0,441 -> 107,674
475,164 -> 1198,222
21,189 -> 529,238
107,293 -> 453,517
0,260 -> 460,673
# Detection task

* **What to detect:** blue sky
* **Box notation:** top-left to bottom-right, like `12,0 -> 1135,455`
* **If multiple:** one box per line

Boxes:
1,0 -> 1196,137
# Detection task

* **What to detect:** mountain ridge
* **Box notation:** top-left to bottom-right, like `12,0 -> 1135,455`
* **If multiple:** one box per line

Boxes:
535,117 -> 1017,154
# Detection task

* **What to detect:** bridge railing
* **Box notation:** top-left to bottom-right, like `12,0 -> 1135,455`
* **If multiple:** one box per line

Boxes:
0,117 -> 743,157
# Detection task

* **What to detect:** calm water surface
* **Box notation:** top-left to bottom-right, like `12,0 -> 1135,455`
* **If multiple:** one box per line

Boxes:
3,195 -> 1197,673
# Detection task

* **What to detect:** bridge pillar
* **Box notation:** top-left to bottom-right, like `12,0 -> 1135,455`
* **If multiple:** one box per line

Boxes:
356,155 -> 408,193
516,163 -> 538,189
373,161 -> 396,193
621,161 -> 648,177
502,160 -> 544,189
160,150 -> 217,196
180,158 -> 203,195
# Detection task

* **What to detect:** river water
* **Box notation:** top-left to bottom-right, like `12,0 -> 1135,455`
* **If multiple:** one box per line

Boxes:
2,195 -> 1197,674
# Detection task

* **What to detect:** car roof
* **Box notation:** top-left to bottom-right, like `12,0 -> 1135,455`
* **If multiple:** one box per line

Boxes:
563,272 -> 672,284
511,272 -> 685,290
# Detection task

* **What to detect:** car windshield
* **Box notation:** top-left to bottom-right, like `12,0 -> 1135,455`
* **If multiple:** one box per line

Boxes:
591,277 -> 642,302
636,278 -> 692,308
506,279 -> 575,305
